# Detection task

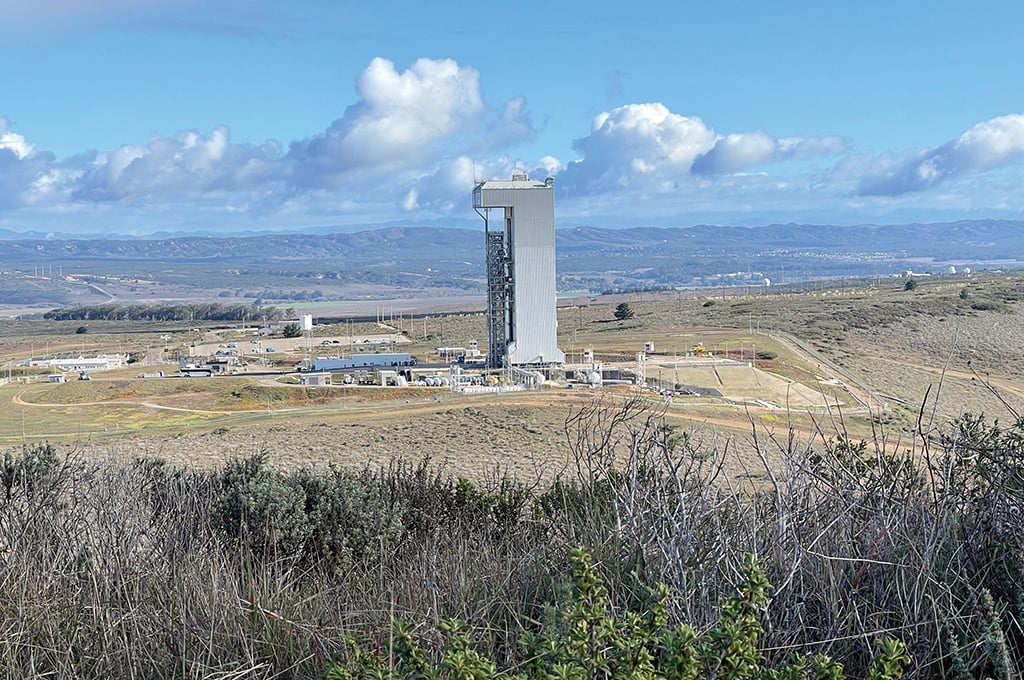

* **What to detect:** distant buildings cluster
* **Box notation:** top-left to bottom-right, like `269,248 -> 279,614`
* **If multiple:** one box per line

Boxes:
28,354 -> 128,372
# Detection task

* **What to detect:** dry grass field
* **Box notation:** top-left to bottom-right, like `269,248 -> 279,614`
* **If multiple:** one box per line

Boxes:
2,271 -> 1021,480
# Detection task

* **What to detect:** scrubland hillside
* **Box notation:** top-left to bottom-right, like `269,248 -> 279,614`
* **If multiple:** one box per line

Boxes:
3,273 -> 1024,677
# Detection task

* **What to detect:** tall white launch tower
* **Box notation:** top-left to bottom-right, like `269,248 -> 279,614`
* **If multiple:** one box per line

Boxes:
473,173 -> 565,368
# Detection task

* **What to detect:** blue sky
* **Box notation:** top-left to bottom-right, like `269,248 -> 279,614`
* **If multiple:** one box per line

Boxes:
2,0 -> 1023,235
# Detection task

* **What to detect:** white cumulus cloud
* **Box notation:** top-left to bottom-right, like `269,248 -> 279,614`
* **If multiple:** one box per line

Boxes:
0,118 -> 60,209
692,132 -> 846,174
858,113 -> 1024,196
0,117 -> 35,159
561,103 -> 715,193
0,57 -> 539,226
287,57 -> 495,188
400,155 -> 489,214
559,102 -> 844,194
691,131 -> 776,175
71,125 -> 280,202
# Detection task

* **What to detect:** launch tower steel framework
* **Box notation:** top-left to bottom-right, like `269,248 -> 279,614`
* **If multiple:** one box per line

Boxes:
485,229 -> 510,368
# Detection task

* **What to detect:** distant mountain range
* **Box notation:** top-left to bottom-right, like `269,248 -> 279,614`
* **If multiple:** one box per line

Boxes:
556,220 -> 1022,259
0,227 -> 482,263
1,219 -> 1021,263
1,220 -> 1021,309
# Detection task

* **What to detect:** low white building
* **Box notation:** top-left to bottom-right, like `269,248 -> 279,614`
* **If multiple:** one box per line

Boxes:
299,372 -> 332,386
31,354 -> 129,373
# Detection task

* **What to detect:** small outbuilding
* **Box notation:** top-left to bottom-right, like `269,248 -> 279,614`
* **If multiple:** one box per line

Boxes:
207,359 -> 232,375
299,372 -> 332,386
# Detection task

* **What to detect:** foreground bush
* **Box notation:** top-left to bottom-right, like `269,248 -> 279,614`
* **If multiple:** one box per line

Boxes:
0,396 -> 1022,678
327,549 -> 909,679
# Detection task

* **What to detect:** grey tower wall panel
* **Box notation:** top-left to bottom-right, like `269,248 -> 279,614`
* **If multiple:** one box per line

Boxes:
507,243 -> 560,364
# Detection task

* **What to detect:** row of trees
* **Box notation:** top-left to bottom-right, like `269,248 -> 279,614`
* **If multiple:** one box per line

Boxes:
237,289 -> 325,302
43,302 -> 295,322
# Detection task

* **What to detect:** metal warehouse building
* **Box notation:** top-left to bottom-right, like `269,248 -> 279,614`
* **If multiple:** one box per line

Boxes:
312,353 -> 416,371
